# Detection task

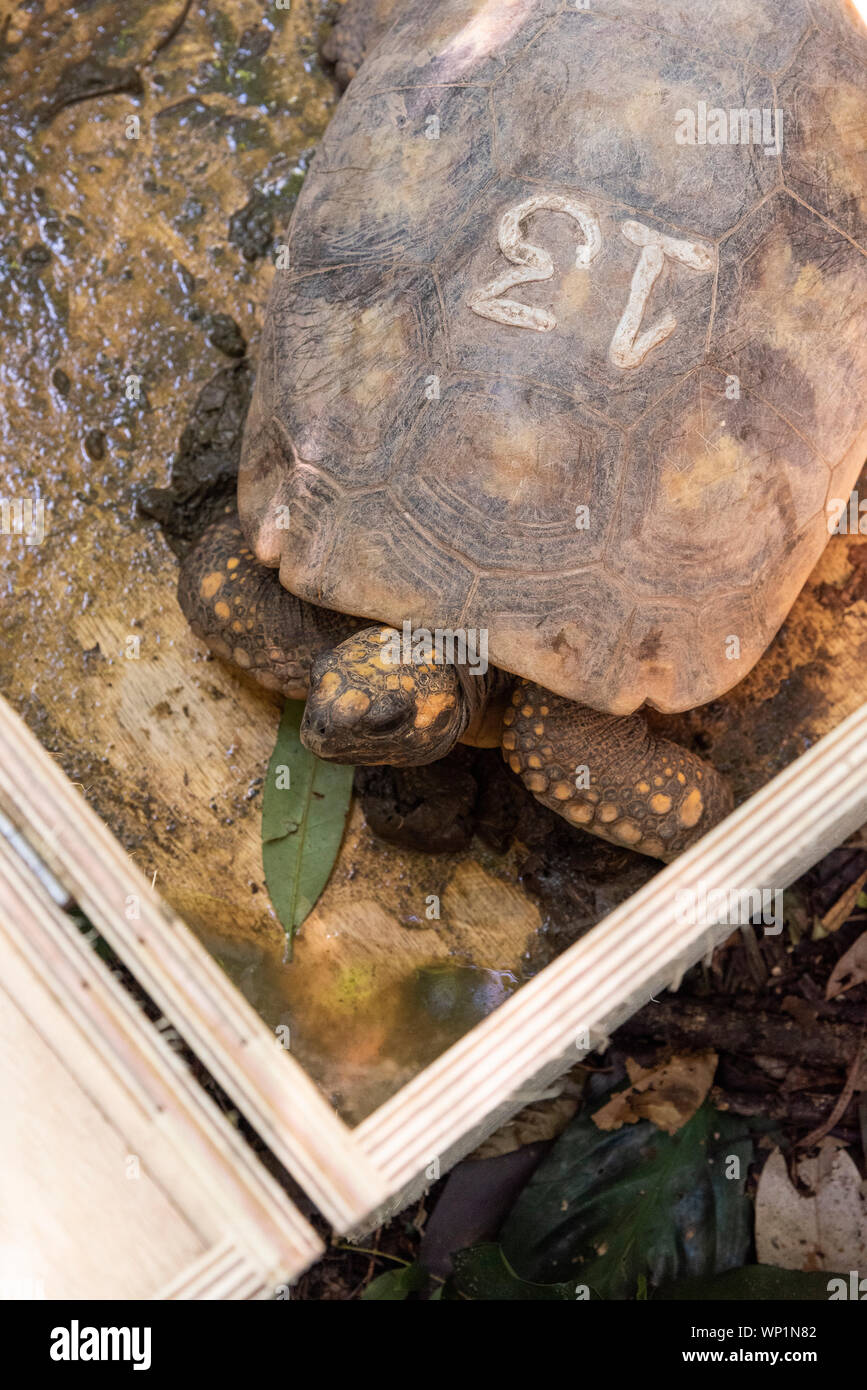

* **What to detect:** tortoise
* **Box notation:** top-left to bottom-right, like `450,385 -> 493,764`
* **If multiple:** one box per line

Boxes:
178,0 -> 867,863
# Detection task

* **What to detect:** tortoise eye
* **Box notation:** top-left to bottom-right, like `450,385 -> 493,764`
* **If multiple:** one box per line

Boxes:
366,695 -> 410,733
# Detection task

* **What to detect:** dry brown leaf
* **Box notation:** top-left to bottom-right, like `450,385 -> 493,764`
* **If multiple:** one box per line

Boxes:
591,1050 -> 718,1136
826,929 -> 867,999
819,869 -> 867,936
755,1142 -> 867,1272
470,1074 -> 585,1159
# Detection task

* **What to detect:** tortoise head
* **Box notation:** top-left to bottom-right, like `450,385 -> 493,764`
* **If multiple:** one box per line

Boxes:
300,626 -> 469,765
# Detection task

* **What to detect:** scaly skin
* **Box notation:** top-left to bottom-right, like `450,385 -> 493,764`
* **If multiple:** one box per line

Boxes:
177,512 -> 359,697
502,680 -> 734,861
178,514 -> 496,763
301,625 -> 471,766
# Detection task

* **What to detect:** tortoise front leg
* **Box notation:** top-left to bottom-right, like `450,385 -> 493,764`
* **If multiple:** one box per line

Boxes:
177,513 -> 359,697
503,680 -> 734,862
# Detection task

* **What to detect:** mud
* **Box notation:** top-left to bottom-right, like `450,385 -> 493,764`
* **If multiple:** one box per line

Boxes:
139,359 -> 252,556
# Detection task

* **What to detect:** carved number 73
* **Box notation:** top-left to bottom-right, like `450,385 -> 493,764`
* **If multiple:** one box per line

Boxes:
466,194 -> 716,369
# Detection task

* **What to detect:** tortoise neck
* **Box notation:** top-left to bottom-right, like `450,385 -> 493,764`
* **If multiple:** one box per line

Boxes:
455,664 -> 511,747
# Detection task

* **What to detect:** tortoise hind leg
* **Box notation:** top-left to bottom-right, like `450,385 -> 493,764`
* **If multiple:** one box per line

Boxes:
177,512 -> 359,697
503,680 -> 734,862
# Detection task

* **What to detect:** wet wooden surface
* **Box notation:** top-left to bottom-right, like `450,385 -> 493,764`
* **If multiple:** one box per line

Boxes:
1,0 -> 866,1123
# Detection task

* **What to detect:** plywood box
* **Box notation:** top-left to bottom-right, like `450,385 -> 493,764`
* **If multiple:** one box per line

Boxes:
3,687 -> 867,1290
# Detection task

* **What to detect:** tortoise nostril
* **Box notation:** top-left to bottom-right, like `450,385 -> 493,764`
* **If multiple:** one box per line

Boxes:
305,710 -> 329,738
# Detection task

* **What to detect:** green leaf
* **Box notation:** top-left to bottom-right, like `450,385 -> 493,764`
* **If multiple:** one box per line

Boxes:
361,1262 -> 427,1300
501,1103 -> 754,1300
262,700 -> 354,950
447,1244 -> 584,1300
654,1265 -> 845,1301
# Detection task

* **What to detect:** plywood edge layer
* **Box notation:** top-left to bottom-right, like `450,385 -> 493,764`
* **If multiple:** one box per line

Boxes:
154,1238 -> 277,1300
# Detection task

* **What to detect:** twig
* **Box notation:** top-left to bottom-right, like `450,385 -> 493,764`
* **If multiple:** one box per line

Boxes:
333,1244 -> 410,1267
619,996 -> 864,1069
819,867 -> 867,936
149,0 -> 194,62
797,1028 -> 866,1149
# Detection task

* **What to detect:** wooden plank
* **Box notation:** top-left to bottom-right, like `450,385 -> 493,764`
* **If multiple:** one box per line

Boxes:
1,980 -> 206,1300
0,695 -> 389,1232
352,699 -> 867,1227
0,833 -> 324,1298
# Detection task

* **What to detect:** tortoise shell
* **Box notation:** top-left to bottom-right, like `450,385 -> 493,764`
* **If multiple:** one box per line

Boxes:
239,0 -> 867,715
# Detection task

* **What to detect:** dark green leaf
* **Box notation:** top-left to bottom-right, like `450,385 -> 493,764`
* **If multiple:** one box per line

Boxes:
361,1262 -> 427,1300
262,700 -> 354,950
448,1244 -> 584,1300
655,1265 -> 844,1301
501,1104 -> 754,1299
